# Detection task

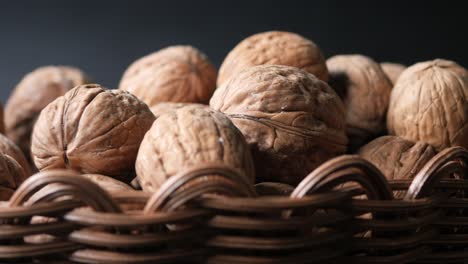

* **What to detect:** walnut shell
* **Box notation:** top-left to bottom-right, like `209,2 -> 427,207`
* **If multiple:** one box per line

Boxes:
387,59 -> 468,150
0,153 -> 27,200
217,31 -> 328,86
149,102 -> 195,119
359,136 -> 435,181
210,65 -> 347,185
5,66 -> 88,162
0,133 -> 32,176
31,84 -> 155,182
136,104 -> 255,192
81,174 -> 133,192
119,45 -> 216,108
381,62 -> 406,85
327,55 -> 393,151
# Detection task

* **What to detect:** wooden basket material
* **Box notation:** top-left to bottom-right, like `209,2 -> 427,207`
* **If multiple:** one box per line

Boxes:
203,190 -> 351,264
0,164 -> 252,263
292,154 -> 445,264
408,147 -> 468,263
1,147 -> 466,263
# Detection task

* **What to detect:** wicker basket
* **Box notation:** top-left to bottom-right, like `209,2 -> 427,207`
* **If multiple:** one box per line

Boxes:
0,165 -> 252,263
1,147 -> 467,263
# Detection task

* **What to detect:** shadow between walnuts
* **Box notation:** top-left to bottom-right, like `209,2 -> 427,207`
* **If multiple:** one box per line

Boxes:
328,71 -> 387,154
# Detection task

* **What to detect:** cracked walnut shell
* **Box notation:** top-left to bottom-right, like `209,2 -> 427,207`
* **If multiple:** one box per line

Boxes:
217,31 -> 328,86
327,54 -> 393,151
5,66 -> 88,161
31,84 -> 155,183
387,59 -> 468,150
119,45 -> 217,108
136,104 -> 255,192
210,65 -> 348,185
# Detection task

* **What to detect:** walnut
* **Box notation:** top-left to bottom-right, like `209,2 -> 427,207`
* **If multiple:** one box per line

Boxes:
327,55 -> 393,151
0,133 -> 32,176
81,174 -> 133,192
210,65 -> 347,185
136,104 -> 255,192
387,59 -> 468,150
4,66 -> 88,162
359,136 -> 435,181
0,153 -> 26,200
217,31 -> 328,86
119,45 -> 217,108
31,84 -> 155,183
149,102 -> 195,118
381,62 -> 406,85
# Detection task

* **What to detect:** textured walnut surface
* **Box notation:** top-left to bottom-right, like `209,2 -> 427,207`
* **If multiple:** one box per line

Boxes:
210,65 -> 347,185
327,55 -> 393,151
217,31 -> 328,86
150,102 -> 197,119
119,45 -> 217,108
387,59 -> 468,150
136,104 -> 255,192
31,84 -> 155,182
381,62 -> 406,85
0,133 -> 32,176
5,66 -> 87,161
81,174 -> 134,192
0,153 -> 26,200
359,136 -> 435,181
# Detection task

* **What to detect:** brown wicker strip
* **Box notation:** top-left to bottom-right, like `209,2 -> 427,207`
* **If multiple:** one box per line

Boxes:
70,248 -> 207,263
206,248 -> 347,264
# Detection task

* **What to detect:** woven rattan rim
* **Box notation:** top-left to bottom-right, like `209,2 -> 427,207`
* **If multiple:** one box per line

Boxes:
291,155 -> 393,200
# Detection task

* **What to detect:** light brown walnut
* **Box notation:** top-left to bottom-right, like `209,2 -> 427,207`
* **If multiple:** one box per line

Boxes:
81,174 -> 134,192
210,65 -> 347,185
119,45 -> 217,108
149,102 -> 196,119
218,31 -> 328,86
136,104 -> 255,192
0,153 -> 27,201
31,84 -> 155,183
381,62 -> 406,85
359,136 -> 435,181
0,133 -> 32,176
5,66 -> 88,162
327,55 -> 393,151
387,59 -> 468,150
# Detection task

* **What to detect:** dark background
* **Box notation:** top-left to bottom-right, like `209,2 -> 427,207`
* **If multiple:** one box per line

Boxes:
0,0 -> 466,103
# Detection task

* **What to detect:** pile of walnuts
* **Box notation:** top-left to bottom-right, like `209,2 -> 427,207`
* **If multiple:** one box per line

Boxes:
1,30 -> 467,200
